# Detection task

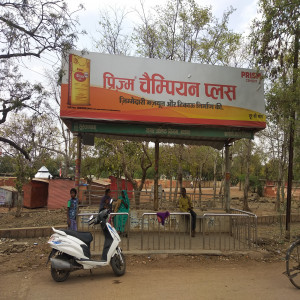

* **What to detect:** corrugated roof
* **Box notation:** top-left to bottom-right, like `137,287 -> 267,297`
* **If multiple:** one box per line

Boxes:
92,179 -> 111,186
0,186 -> 17,192
32,178 -> 49,183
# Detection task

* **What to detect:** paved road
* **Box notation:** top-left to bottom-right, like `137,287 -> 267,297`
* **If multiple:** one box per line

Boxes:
1,260 -> 299,300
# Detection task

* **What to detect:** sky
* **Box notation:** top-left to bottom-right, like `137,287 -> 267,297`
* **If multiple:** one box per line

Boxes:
69,0 -> 259,49
22,0 -> 260,85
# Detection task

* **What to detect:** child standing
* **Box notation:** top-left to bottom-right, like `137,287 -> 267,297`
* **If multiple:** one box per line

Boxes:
67,188 -> 78,231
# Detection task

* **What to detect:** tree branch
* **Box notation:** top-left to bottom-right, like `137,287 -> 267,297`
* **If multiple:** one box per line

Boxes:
0,137 -> 30,161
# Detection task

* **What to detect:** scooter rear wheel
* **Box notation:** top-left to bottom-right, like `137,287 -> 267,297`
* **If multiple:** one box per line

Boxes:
50,252 -> 70,282
51,267 -> 70,282
111,252 -> 126,276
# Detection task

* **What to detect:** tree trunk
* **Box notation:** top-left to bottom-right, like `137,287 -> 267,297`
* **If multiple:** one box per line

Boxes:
281,179 -> 285,200
169,175 -> 173,202
193,178 -> 197,194
219,160 -> 224,208
239,163 -> 242,191
15,192 -> 23,217
174,178 -> 179,206
177,145 -> 183,191
213,155 -> 217,207
275,177 -> 282,212
116,177 -> 121,198
275,132 -> 287,212
88,179 -> 92,206
198,166 -> 203,194
120,143 -> 152,209
134,189 -> 141,209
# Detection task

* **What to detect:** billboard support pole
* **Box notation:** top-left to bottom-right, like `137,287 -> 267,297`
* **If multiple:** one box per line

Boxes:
75,134 -> 82,193
154,139 -> 159,211
224,142 -> 231,213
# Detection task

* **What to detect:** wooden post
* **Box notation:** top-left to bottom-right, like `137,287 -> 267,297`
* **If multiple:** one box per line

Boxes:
224,143 -> 231,213
154,139 -> 159,211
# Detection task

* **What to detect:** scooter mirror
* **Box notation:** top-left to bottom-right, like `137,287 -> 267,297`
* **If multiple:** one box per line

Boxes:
88,215 -> 94,221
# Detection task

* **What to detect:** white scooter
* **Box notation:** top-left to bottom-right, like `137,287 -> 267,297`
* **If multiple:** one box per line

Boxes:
47,205 -> 126,282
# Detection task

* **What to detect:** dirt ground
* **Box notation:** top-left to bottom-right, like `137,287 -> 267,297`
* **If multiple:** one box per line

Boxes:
0,254 -> 299,299
1,187 -> 300,299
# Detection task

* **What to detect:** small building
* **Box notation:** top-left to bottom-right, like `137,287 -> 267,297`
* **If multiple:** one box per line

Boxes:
23,179 -> 49,208
0,186 -> 18,207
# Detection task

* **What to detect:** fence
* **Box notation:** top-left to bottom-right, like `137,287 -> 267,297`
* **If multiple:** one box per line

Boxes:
230,208 -> 257,248
77,212 -> 130,253
141,212 -> 191,251
77,208 -> 257,253
199,209 -> 257,251
78,187 -> 224,211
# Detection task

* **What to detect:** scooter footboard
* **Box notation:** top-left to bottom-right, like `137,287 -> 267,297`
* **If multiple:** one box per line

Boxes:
78,259 -> 109,269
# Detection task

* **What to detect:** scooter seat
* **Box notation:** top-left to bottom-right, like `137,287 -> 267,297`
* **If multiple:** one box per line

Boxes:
62,230 -> 93,245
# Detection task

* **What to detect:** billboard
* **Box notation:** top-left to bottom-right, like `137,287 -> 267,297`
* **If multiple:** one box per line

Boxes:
61,51 -> 265,129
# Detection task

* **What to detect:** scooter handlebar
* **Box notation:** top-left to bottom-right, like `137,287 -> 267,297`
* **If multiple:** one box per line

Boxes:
88,216 -> 96,226
88,209 -> 110,226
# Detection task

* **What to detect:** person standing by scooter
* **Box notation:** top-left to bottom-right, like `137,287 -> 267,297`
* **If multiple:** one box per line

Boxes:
67,188 -> 78,231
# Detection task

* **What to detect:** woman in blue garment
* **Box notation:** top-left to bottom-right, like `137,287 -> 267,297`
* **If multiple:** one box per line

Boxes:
115,190 -> 130,236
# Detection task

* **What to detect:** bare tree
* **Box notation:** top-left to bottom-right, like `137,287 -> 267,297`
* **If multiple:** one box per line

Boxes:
0,0 -> 84,159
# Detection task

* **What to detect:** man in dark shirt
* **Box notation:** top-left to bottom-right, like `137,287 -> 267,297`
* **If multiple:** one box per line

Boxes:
99,188 -> 112,211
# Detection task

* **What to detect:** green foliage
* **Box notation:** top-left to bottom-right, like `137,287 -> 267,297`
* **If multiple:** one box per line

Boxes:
0,155 -> 15,174
133,0 -> 242,65
251,0 -> 299,199
251,0 -> 299,78
43,158 -> 62,177
231,139 -> 265,188
238,174 -> 263,195
197,6 -> 242,66
13,155 -> 35,193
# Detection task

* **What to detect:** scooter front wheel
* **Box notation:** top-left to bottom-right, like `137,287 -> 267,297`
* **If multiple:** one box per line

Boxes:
111,252 -> 126,276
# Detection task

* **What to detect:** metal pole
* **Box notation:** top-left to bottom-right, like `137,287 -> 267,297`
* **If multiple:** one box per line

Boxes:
224,143 -> 231,212
154,139 -> 159,211
286,23 -> 299,240
286,111 -> 294,240
75,134 -> 82,191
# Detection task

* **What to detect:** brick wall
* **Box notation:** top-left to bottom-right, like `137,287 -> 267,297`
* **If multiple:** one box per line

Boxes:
0,177 -> 16,187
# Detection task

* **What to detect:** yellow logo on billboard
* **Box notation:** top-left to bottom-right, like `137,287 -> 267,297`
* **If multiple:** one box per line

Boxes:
68,54 -> 90,105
